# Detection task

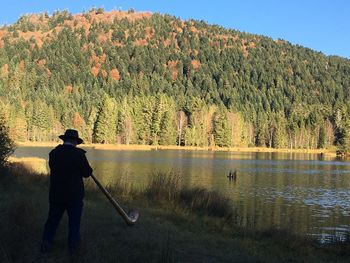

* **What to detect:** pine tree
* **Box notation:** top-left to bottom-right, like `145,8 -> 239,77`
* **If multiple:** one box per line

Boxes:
118,97 -> 134,145
214,108 -> 231,147
336,124 -> 350,155
159,111 -> 176,145
94,96 -> 118,143
132,95 -> 154,144
317,125 -> 326,149
150,95 -> 167,145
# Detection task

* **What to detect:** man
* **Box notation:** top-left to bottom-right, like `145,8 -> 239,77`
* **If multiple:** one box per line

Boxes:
41,129 -> 93,253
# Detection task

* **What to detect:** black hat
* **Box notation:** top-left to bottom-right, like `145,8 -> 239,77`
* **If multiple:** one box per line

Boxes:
59,129 -> 83,144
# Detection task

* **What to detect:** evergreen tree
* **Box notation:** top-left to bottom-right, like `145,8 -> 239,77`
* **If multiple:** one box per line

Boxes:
213,108 -> 231,147
94,96 -> 118,143
118,97 -> 134,145
335,123 -> 350,155
317,125 -> 326,149
159,111 -> 176,145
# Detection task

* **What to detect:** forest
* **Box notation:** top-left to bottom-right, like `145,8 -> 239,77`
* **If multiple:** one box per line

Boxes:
0,9 -> 350,151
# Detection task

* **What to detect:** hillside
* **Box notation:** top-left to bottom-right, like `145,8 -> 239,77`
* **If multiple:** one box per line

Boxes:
0,9 -> 350,149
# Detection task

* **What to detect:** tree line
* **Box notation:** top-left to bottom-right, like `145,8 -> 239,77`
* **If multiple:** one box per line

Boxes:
0,9 -> 350,151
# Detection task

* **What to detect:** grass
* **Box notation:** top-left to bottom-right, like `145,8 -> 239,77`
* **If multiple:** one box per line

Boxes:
8,157 -> 48,174
144,171 -> 233,218
0,163 -> 349,262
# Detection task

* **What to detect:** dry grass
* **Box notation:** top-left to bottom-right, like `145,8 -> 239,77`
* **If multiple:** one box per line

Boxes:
179,187 -> 233,218
8,157 -> 48,174
144,171 -> 181,203
144,171 -> 233,218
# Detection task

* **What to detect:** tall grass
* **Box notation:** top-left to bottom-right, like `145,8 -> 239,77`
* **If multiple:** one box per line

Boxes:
144,171 -> 233,218
144,171 -> 181,203
179,187 -> 233,217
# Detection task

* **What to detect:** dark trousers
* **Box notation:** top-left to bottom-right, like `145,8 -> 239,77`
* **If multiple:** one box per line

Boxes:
42,201 -> 83,249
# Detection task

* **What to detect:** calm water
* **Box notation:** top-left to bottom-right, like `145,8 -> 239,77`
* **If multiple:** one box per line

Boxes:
14,147 -> 350,241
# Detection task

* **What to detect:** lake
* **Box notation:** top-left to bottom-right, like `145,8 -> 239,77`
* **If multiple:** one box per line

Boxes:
14,146 -> 350,242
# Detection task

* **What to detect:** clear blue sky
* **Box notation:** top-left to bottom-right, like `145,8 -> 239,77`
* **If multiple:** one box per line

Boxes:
0,0 -> 349,58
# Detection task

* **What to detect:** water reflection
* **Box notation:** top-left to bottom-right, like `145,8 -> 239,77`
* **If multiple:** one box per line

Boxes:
13,147 -> 350,241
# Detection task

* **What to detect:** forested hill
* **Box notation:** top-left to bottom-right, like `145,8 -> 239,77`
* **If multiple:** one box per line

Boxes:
0,9 -> 350,150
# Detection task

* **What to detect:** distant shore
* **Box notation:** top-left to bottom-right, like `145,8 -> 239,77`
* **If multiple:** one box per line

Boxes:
15,141 -> 337,157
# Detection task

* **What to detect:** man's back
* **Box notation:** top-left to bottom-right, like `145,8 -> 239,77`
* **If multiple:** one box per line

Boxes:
49,144 -> 92,204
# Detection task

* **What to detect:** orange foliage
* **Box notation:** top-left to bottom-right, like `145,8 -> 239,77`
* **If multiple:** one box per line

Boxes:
82,43 -> 94,52
167,60 -> 178,68
37,59 -> 46,67
101,70 -> 107,78
91,67 -> 99,77
190,26 -> 199,34
113,41 -> 124,47
1,64 -> 9,77
36,59 -> 51,76
167,60 -> 178,81
172,70 -> 178,81
63,15 -> 91,36
97,33 -> 108,43
249,41 -> 256,48
191,60 -> 201,70
73,112 -> 85,129
144,27 -> 154,39
175,26 -> 183,34
0,30 -> 7,37
65,85 -> 73,93
82,44 -> 89,51
16,31 -> 47,48
163,38 -> 172,47
135,38 -> 148,46
28,14 -> 49,28
0,29 -> 7,47
240,39 -> 249,57
109,69 -> 120,81
90,53 -> 106,65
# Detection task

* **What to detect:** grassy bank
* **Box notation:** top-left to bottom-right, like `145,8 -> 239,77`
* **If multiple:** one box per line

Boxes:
0,163 -> 349,263
15,141 -> 337,156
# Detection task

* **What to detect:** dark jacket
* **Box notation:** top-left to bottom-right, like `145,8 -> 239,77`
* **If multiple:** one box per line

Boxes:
49,144 -> 93,204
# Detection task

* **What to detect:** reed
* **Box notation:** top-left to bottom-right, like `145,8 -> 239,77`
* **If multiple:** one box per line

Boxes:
179,187 -> 233,218
144,171 -> 181,203
144,171 -> 233,218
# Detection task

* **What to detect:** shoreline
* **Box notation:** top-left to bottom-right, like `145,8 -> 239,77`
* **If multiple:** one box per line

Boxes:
15,141 -> 337,156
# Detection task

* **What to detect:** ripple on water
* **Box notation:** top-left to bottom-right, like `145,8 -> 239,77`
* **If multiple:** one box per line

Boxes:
254,186 -> 350,215
302,189 -> 350,210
